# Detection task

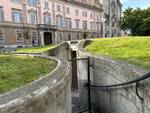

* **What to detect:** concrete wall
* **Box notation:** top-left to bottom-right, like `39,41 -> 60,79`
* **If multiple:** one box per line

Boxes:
0,56 -> 71,113
42,42 -> 71,60
77,40 -> 150,113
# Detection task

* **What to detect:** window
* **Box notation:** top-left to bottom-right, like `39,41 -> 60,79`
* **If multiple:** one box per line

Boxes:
56,15 -> 63,27
16,29 -> 23,42
75,20 -> 80,29
0,7 -> 4,21
29,12 -> 37,24
83,21 -> 87,29
68,34 -> 71,40
58,33 -> 63,42
0,29 -> 4,42
90,22 -> 94,30
27,0 -> 37,6
97,15 -> 100,22
44,0 -> 49,9
82,11 -> 84,17
32,31 -> 38,46
11,0 -> 20,4
44,14 -> 51,25
56,4 -> 61,12
12,9 -> 22,23
75,9 -> 79,16
82,11 -> 87,17
66,18 -> 72,29
96,22 -> 100,31
66,7 -> 70,14
77,34 -> 79,40
90,13 -> 93,18
85,12 -> 87,17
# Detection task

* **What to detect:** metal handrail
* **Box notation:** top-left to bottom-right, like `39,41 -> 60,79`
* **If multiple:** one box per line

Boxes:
90,72 -> 150,88
90,72 -> 150,100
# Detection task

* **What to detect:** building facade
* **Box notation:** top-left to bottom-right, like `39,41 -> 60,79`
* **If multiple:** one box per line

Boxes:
101,0 -> 122,37
0,0 -> 121,47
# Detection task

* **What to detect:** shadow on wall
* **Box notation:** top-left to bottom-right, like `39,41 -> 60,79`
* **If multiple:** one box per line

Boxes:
0,52 -> 71,113
77,40 -> 150,113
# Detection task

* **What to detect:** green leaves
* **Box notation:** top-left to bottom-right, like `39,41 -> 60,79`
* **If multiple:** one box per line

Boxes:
118,7 -> 150,36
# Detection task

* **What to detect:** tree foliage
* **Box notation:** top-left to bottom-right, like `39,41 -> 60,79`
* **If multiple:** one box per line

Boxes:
119,7 -> 150,36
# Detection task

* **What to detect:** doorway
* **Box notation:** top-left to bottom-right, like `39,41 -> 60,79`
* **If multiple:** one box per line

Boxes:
44,32 -> 52,45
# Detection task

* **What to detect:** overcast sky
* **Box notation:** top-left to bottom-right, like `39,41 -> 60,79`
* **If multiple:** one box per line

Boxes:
120,0 -> 150,11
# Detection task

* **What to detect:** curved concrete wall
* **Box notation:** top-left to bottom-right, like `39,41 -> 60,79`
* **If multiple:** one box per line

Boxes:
77,41 -> 150,113
0,56 -> 71,113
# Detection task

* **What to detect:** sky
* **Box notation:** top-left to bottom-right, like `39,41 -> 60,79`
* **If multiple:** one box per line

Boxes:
120,0 -> 150,11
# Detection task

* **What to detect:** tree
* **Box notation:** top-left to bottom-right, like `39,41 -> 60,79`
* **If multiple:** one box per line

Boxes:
140,17 -> 150,35
118,7 -> 150,36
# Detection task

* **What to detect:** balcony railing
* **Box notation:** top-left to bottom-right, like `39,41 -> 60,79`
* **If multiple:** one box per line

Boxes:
37,24 -> 58,31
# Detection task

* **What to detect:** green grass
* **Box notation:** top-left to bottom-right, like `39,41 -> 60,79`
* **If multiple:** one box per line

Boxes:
84,36 -> 150,70
16,45 -> 56,53
0,54 -> 57,94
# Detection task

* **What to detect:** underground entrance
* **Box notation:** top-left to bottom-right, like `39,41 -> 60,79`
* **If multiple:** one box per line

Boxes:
44,32 -> 52,45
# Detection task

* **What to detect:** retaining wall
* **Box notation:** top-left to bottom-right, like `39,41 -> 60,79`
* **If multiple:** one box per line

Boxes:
77,40 -> 150,113
41,42 -> 71,60
0,55 -> 71,113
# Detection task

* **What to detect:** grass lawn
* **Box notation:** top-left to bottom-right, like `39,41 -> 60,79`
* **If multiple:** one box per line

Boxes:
0,54 -> 57,94
15,45 -> 56,53
84,36 -> 150,70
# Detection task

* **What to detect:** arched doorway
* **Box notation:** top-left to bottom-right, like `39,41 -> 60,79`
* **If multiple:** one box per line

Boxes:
44,32 -> 52,45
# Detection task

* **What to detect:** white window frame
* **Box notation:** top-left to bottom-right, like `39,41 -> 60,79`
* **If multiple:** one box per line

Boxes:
56,4 -> 61,12
16,29 -> 23,42
44,0 -> 49,10
29,12 -> 37,24
44,14 -> 51,25
12,9 -> 22,23
0,29 -> 5,43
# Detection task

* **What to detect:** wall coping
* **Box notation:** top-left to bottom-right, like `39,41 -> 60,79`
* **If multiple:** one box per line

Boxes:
0,55 -> 70,107
77,40 -> 149,78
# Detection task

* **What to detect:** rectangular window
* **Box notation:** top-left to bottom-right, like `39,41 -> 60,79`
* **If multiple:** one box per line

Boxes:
0,29 -> 4,42
85,12 -> 87,17
11,0 -> 20,4
0,7 -> 4,21
16,29 -> 23,42
56,4 -> 61,12
90,13 -> 93,18
75,20 -> 80,29
96,22 -> 100,31
82,11 -> 87,17
83,21 -> 87,29
27,0 -> 37,6
56,16 -> 63,27
66,7 -> 70,14
66,18 -> 72,29
12,9 -> 22,23
90,22 -> 94,30
29,12 -> 36,24
75,9 -> 79,16
58,33 -> 63,42
82,11 -> 84,17
44,14 -> 51,25
44,0 -> 49,9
